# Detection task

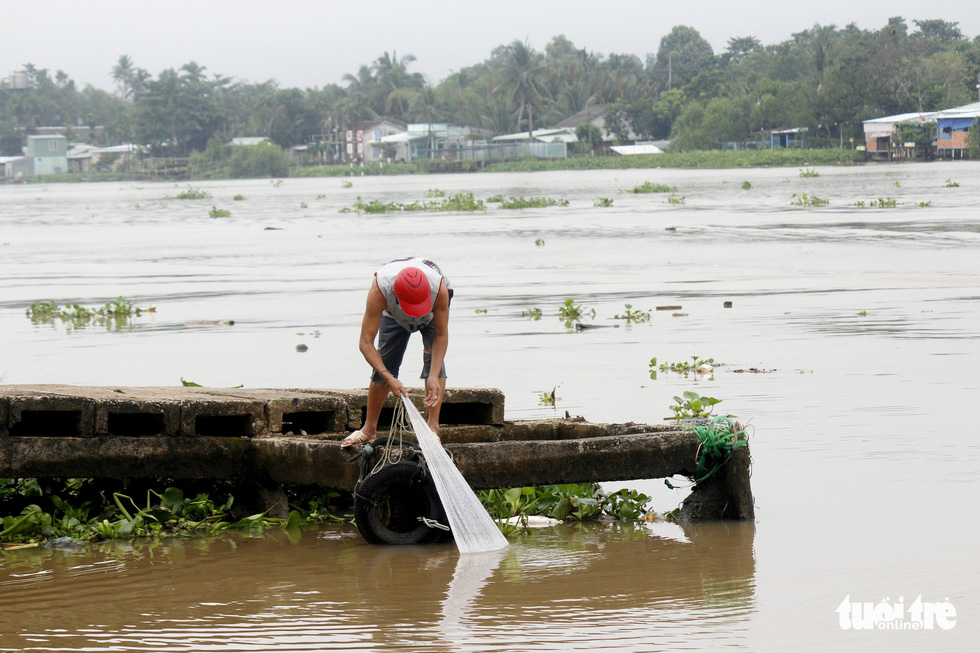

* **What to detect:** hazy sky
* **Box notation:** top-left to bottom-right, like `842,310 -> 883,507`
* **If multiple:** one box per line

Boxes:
5,0 -> 979,93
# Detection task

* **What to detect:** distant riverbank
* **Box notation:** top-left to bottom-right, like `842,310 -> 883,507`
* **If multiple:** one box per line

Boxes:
20,147 -> 871,184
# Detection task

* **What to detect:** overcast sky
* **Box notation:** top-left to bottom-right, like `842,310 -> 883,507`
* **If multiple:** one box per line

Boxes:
5,0 -> 979,93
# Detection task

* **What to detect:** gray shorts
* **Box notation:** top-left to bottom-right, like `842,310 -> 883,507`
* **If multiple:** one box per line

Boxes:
371,315 -> 447,384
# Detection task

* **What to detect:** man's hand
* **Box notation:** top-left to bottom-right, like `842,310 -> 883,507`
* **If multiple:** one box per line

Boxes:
424,376 -> 443,407
388,376 -> 409,398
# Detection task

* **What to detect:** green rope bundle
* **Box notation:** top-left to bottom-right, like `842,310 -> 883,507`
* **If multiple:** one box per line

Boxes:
687,417 -> 748,483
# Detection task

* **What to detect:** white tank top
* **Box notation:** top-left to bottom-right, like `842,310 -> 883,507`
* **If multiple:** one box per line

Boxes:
375,257 -> 450,332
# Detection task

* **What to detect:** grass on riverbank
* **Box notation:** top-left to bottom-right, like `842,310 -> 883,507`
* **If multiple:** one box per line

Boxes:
19,148 -> 868,184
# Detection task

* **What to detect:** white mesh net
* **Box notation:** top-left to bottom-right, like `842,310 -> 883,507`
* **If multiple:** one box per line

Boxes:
401,395 -> 509,554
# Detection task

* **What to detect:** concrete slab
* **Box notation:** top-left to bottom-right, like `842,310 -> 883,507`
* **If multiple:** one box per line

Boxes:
3,386 -> 98,438
215,388 -> 348,436
328,386 -> 505,430
176,388 -> 267,437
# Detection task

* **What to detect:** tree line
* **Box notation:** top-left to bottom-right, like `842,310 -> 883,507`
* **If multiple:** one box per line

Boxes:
2,17 -> 978,159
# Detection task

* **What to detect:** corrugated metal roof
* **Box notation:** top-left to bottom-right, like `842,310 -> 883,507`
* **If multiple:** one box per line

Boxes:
492,128 -> 576,143
936,101 -> 980,118
863,111 -> 939,126
554,104 -> 606,129
611,143 -> 663,155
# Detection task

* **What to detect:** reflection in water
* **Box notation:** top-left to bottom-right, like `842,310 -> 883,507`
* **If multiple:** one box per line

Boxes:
0,522 -> 755,651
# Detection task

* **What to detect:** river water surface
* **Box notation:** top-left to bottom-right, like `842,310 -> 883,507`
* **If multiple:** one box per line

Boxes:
1,162 -> 978,651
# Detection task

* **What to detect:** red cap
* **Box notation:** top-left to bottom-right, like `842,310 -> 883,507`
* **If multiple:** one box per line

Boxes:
392,267 -> 432,317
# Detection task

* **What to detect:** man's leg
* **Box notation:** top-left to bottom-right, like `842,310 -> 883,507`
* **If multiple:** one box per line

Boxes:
424,376 -> 447,434
421,322 -> 447,434
358,316 -> 410,439
360,379 -> 390,438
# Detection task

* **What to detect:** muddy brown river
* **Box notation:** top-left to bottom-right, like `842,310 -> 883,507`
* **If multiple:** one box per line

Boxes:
1,162 -> 978,651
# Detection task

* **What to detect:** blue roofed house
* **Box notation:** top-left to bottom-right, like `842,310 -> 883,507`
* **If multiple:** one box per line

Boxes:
26,135 -> 68,175
935,101 -> 980,159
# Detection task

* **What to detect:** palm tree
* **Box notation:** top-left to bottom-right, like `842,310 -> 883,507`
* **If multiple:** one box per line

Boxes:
409,87 -> 442,157
180,61 -> 208,83
495,39 -> 549,139
111,55 -> 136,100
373,51 -> 424,119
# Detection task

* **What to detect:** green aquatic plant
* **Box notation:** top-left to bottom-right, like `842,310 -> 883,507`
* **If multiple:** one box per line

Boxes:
649,355 -> 717,378
26,297 -> 145,330
945,179 -> 960,188
165,187 -> 211,200
522,307 -> 542,320
535,238 -> 545,246
666,192 -> 686,205
299,202 -> 308,209
0,477 -> 348,544
478,483 -> 650,526
343,192 -> 484,214
869,197 -> 900,208
425,188 -> 446,198
209,206 -> 231,218
614,304 -> 651,323
233,194 -> 245,201
741,181 -> 752,190
341,180 -> 352,188
344,197 -> 419,214
916,201 -> 932,208
486,194 -> 504,203
791,193 -> 829,207
670,390 -> 722,420
499,196 -> 569,209
799,168 -> 820,178
557,298 -> 584,322
538,387 -> 557,406
594,197 -> 614,207
437,191 -> 485,211
623,181 -> 674,194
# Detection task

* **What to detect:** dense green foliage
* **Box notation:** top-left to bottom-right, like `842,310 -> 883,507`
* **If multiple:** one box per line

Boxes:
0,477 -> 348,543
479,484 -> 651,525
26,296 -> 148,331
1,477 -> 651,544
3,18 -> 979,165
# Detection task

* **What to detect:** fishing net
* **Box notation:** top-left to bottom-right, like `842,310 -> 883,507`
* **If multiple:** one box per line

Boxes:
400,396 -> 509,554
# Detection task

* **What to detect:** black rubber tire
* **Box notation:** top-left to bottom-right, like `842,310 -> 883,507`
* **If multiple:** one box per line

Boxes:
353,460 -> 451,545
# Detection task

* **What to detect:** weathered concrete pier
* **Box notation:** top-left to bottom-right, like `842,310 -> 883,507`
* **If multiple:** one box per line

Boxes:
0,385 -> 753,522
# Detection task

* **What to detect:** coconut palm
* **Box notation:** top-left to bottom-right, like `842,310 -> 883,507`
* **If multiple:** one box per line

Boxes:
495,39 -> 549,139
180,61 -> 208,83
111,55 -> 137,101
